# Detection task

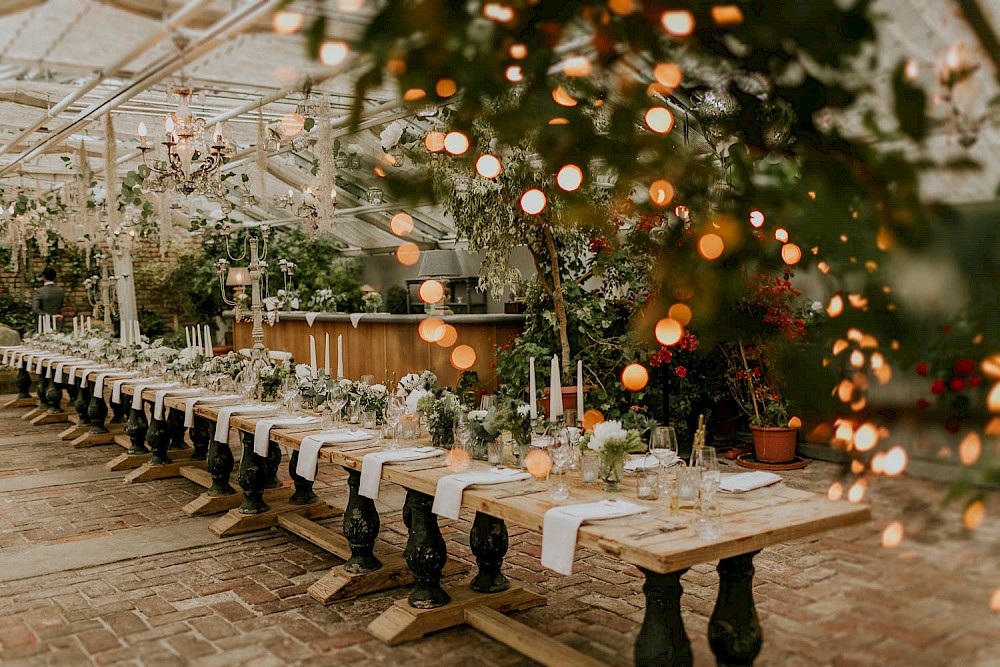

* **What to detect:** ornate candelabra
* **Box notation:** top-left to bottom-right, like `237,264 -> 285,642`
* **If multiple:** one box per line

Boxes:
216,224 -> 271,363
84,256 -> 119,331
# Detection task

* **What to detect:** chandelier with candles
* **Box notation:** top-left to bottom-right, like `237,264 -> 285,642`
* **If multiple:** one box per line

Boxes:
137,85 -> 232,197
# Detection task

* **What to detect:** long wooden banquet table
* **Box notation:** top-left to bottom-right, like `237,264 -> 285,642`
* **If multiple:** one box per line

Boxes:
5,346 -> 871,666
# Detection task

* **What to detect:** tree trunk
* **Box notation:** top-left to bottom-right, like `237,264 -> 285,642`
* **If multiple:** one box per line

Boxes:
542,226 -> 572,380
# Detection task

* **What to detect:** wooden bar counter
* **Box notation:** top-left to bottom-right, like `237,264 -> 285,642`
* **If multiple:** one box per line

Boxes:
228,311 -> 524,389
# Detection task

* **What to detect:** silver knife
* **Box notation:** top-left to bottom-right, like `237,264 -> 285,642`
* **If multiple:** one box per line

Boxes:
625,524 -> 679,540
404,462 -> 448,472
493,487 -> 546,499
337,442 -> 379,452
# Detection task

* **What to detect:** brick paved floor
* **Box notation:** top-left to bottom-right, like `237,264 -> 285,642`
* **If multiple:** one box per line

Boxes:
1,406 -> 998,666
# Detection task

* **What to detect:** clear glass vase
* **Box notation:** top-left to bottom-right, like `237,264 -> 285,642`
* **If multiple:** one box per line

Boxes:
601,455 -> 625,492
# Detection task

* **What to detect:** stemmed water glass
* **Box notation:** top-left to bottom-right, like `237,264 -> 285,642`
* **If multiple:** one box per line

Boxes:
278,376 -> 299,415
530,416 -> 550,445
454,410 -> 472,451
548,428 -> 573,502
385,396 -> 405,449
326,385 -> 348,427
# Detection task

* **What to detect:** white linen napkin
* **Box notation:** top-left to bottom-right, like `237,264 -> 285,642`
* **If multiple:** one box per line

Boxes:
432,467 -> 533,520
94,370 -> 136,396
152,388 -> 206,421
541,499 -> 651,575
111,377 -> 158,405
359,447 -> 442,499
252,416 -> 321,455
719,471 -> 782,494
80,366 -> 118,388
53,359 -> 85,383
42,356 -> 75,378
295,431 -> 375,481
213,405 -> 278,444
67,363 -> 106,386
130,383 -> 180,410
624,455 -> 661,473
183,394 -> 241,428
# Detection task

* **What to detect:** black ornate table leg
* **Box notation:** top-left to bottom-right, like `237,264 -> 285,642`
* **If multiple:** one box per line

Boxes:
207,433 -> 236,497
110,398 -> 126,424
125,406 -> 149,455
402,490 -> 450,609
189,414 -> 211,461
167,409 -> 186,450
288,451 -> 318,505
36,373 -> 50,410
470,512 -> 510,593
15,367 -> 32,398
263,440 -> 283,489
635,568 -> 693,667
145,412 -> 171,466
45,377 -> 63,413
708,552 -> 763,667
65,380 -> 78,406
75,384 -> 92,428
236,431 -> 268,514
342,467 -> 381,572
87,392 -> 110,434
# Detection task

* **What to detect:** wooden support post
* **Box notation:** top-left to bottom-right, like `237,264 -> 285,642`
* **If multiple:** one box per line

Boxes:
402,490 -> 450,609
15,367 -> 32,399
635,568 -> 692,667
708,551 -> 762,667
464,607 -> 605,667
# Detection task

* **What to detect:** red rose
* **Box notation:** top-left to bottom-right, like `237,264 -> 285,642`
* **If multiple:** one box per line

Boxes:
951,378 -> 966,392
675,366 -> 687,379
970,376 -> 982,388
915,362 -> 930,377
916,399 -> 931,409
930,379 -> 947,394
954,359 -> 976,376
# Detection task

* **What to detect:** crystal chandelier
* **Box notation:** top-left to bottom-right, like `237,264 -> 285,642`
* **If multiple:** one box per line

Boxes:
137,86 -> 232,197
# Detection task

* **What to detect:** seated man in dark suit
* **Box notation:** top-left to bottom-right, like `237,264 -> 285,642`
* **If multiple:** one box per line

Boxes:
32,267 -> 65,323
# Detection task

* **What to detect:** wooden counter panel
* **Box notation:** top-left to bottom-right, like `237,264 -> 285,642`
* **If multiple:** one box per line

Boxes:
233,316 -> 522,390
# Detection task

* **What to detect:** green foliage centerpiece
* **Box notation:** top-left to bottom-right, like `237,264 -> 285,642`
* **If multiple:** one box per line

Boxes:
581,420 -> 643,492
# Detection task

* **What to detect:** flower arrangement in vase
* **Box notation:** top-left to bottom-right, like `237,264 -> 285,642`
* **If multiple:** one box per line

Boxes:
420,390 -> 460,448
580,420 -> 642,491
467,407 -> 500,460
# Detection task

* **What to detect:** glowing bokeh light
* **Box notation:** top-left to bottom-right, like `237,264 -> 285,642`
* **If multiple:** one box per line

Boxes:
476,154 -> 502,179
424,131 -> 446,152
446,447 -> 471,472
444,132 -> 470,155
520,189 -> 547,215
272,10 -> 304,34
847,479 -> 867,503
436,79 -> 457,97
451,344 -> 477,370
396,242 -> 420,266
774,228 -> 789,242
419,279 -> 444,304
556,164 -> 583,191
390,213 -> 414,236
649,179 -> 675,206
621,363 -> 649,391
828,481 -> 844,501
661,9 -> 695,36
582,409 -> 605,431
655,318 -> 683,346
417,317 -> 446,343
698,233 -> 725,260
883,446 -> 908,476
509,43 -> 527,59
827,294 -> 844,317
645,107 -> 675,133
320,40 -> 350,66
653,63 -> 683,88
667,303 -> 692,326
854,423 -> 878,452
881,521 -> 904,548
749,210 -> 765,227
563,56 -> 592,77
435,324 -> 458,348
525,449 -> 552,478
781,243 -> 802,265
280,112 -> 305,137
964,500 -> 985,530
552,86 -> 578,107
959,432 -> 982,466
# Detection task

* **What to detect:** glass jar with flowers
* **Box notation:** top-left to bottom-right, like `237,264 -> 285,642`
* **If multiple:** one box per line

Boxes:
421,390 -> 460,448
494,399 -> 533,466
580,420 -> 643,491
467,407 -> 500,460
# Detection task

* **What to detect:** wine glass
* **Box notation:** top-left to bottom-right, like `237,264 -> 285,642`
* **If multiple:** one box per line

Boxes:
385,397 -> 405,449
278,376 -> 299,415
650,426 -> 678,464
454,411 -> 472,450
548,429 -> 572,501
326,385 -> 348,427
530,416 -> 550,446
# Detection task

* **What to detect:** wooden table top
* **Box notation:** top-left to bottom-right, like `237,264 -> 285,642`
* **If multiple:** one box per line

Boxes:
33,351 -> 872,575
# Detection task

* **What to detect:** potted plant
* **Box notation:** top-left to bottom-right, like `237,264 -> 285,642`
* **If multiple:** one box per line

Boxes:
723,273 -> 816,463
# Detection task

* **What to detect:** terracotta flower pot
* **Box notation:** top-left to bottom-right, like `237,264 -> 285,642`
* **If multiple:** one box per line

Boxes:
538,386 -> 587,419
749,425 -> 798,463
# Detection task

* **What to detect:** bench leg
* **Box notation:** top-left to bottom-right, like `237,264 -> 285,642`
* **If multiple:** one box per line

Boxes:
45,379 -> 62,413
110,398 -> 127,424
207,434 -> 236,497
125,406 -> 149,455
264,438 -> 283,489
88,393 -> 109,434
288,451 -> 318,505
635,568 -> 692,667
708,551 -> 762,667
189,414 -> 211,461
16,367 -> 32,398
470,512 -> 510,593
236,431 -> 268,514
146,413 -> 172,466
75,384 -> 92,427
403,490 -> 449,609
342,467 -> 381,572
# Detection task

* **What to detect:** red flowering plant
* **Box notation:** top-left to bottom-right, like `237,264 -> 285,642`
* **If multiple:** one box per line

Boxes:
722,271 -> 818,428
650,330 -> 728,445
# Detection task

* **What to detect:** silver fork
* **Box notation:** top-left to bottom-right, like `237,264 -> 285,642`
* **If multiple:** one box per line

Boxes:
493,486 -> 546,499
626,524 -> 678,540
404,462 -> 448,472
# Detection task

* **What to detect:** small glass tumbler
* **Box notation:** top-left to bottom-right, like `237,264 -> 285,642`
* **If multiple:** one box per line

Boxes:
487,438 -> 504,466
675,466 -> 702,506
349,405 -> 361,424
361,410 -> 377,429
580,451 -> 600,485
636,468 -> 660,500
693,499 -> 722,541
548,468 -> 570,502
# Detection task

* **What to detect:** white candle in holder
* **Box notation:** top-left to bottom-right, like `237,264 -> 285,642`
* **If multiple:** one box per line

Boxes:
324,332 -> 331,377
309,335 -> 317,376
337,334 -> 343,378
529,357 -> 536,419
